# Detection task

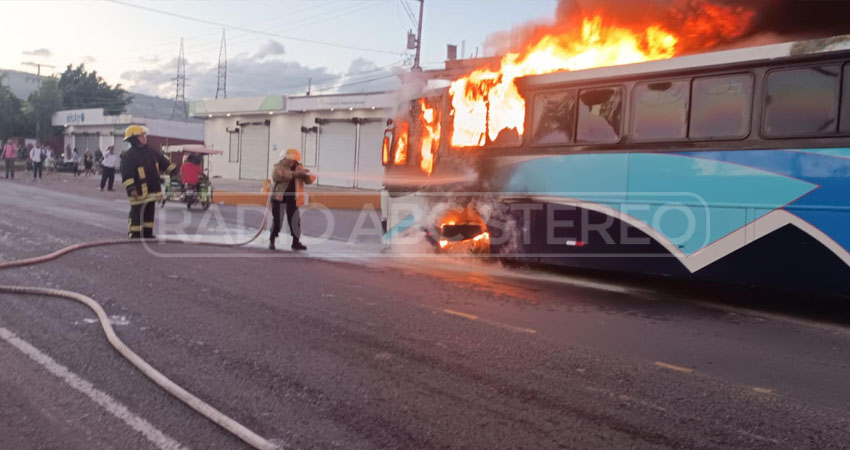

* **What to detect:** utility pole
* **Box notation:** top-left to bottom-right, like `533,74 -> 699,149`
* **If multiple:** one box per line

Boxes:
21,62 -> 55,86
171,38 -> 188,120
215,29 -> 227,99
413,0 -> 424,71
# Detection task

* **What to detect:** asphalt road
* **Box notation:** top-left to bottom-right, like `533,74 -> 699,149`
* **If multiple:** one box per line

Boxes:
1,178 -> 849,450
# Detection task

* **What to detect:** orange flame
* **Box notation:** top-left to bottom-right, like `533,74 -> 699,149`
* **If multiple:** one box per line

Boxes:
393,121 -> 409,165
419,98 -> 441,175
382,134 -> 391,165
449,2 -> 754,148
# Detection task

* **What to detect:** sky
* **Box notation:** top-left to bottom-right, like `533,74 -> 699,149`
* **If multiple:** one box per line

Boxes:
0,0 -> 558,100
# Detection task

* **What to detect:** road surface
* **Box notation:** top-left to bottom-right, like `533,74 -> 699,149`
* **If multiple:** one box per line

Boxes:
1,177 -> 849,449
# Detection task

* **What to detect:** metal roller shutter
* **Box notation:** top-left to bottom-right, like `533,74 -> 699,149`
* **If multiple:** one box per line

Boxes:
113,135 -> 128,156
74,134 -> 92,153
318,122 -> 356,188
356,122 -> 385,190
303,131 -> 318,168
228,132 -> 240,162
239,124 -> 270,180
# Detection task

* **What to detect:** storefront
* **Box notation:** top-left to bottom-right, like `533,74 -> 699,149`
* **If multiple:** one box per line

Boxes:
51,107 -> 204,160
191,92 -> 394,189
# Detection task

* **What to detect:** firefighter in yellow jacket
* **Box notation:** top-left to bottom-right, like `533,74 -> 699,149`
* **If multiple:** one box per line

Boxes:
120,125 -> 176,238
269,148 -> 315,250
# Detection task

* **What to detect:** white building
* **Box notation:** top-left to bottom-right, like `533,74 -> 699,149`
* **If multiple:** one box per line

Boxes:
0,69 -> 43,99
51,106 -> 204,158
191,92 -> 395,189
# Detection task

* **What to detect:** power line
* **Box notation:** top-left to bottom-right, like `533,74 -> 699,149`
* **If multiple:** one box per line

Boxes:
186,1 -> 383,59
106,3 -> 342,64
107,0 -> 402,56
333,72 -> 400,90
399,0 -> 418,27
270,60 -> 405,93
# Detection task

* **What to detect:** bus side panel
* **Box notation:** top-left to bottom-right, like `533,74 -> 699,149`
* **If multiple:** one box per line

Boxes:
486,149 -> 850,296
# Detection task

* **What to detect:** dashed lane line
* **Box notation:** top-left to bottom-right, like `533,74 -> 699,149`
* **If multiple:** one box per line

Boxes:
442,309 -> 479,320
0,326 -> 189,450
442,309 -> 537,334
654,361 -> 695,374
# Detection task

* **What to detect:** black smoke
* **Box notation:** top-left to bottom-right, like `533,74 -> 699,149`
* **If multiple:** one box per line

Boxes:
557,0 -> 850,40
734,0 -> 850,38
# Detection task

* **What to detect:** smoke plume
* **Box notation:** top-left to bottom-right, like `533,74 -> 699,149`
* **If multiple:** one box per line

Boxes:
487,1 -> 850,57
557,0 -> 850,44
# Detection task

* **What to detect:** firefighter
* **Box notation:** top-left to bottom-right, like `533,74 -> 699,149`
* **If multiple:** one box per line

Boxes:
120,125 -> 176,239
269,149 -> 315,250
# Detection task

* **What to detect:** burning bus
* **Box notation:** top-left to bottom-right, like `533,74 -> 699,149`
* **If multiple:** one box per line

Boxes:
381,3 -> 850,296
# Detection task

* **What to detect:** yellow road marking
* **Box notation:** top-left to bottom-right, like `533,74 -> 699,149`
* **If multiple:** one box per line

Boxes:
443,309 -> 479,320
481,319 -> 537,334
441,309 -> 535,334
752,387 -> 773,394
654,361 -> 694,373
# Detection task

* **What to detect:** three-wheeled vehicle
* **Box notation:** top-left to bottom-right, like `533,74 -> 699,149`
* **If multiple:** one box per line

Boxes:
160,145 -> 222,210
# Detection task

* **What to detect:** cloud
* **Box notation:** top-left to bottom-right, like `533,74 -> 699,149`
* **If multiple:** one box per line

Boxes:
139,55 -> 160,64
120,57 -> 184,97
22,48 -> 52,57
253,40 -> 286,59
335,58 -> 401,94
121,55 -> 331,99
82,56 -> 97,64
120,41 -> 401,99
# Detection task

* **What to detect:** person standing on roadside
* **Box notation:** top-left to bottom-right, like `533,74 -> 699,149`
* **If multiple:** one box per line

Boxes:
120,125 -> 176,239
269,148 -> 315,251
45,151 -> 55,172
29,143 -> 44,180
100,146 -> 117,191
83,150 -> 94,176
94,147 -> 103,174
72,148 -> 81,176
3,139 -> 16,179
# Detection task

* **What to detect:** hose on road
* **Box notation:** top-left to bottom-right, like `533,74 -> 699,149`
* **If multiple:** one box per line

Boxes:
0,194 -> 281,450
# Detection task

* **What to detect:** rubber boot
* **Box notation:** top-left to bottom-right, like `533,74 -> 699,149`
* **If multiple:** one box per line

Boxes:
291,239 -> 307,251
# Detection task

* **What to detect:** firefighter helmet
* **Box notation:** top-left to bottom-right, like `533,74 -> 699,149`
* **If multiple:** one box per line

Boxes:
123,125 -> 149,141
282,148 -> 301,162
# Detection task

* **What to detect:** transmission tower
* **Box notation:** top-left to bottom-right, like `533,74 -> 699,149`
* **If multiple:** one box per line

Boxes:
171,38 -> 188,119
215,29 -> 227,99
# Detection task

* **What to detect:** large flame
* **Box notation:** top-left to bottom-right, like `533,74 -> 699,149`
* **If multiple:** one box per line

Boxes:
394,121 -> 409,165
419,99 -> 441,175
449,2 -> 754,148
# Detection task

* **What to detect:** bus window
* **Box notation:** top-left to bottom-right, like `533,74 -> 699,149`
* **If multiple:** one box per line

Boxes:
690,74 -> 753,140
577,87 -> 623,144
840,65 -> 850,133
632,81 -> 689,141
531,90 -> 576,145
763,66 -> 839,137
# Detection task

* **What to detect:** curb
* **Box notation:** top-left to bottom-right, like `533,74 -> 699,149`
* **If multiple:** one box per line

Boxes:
214,190 -> 381,210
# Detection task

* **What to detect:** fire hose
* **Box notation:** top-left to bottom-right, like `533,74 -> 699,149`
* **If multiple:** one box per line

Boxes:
0,193 -> 280,450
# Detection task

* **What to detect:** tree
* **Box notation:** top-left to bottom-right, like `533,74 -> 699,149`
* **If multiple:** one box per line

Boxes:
58,64 -> 131,115
0,74 -> 33,140
24,77 -> 63,142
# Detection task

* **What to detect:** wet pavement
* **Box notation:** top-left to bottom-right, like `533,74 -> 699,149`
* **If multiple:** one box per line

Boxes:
1,176 -> 849,449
